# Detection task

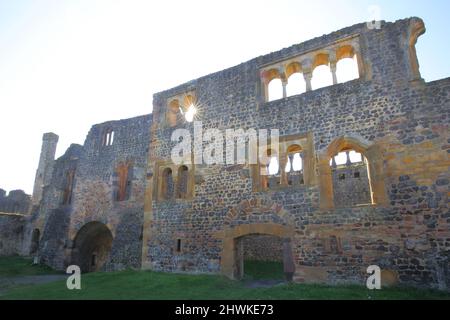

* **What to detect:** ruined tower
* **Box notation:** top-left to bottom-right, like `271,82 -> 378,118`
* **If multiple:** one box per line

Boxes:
31,132 -> 59,206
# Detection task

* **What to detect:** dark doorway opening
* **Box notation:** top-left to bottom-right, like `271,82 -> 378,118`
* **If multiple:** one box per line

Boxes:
71,222 -> 113,273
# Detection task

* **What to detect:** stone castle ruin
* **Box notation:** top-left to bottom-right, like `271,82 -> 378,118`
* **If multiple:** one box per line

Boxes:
0,17 -> 449,290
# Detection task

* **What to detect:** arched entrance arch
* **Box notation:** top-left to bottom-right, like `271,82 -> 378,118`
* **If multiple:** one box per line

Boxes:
71,221 -> 113,273
220,223 -> 295,280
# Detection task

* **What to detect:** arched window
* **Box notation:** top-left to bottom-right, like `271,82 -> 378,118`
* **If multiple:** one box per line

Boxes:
263,68 -> 283,102
311,64 -> 333,90
167,99 -> 181,127
285,62 -> 305,97
177,165 -> 189,199
286,73 -> 306,97
268,156 -> 279,175
329,148 -> 371,207
261,149 -> 280,189
285,145 -> 304,186
310,53 -> 333,90
268,78 -> 283,102
162,168 -> 174,200
336,57 -> 359,83
336,45 -> 359,83
182,95 -> 197,122
102,128 -> 114,146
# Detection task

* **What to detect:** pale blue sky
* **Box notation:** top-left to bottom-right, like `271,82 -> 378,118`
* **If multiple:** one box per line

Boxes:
0,0 -> 449,194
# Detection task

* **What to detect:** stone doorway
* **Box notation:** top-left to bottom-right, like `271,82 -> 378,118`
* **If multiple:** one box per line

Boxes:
220,223 -> 294,280
71,222 -> 113,273
235,233 -> 284,280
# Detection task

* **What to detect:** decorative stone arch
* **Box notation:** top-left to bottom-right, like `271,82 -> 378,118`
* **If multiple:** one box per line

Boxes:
318,135 -> 387,209
261,68 -> 285,102
285,61 -> 302,79
336,44 -> 356,61
312,51 -> 330,70
70,221 -> 113,273
326,135 -> 370,157
68,216 -> 116,244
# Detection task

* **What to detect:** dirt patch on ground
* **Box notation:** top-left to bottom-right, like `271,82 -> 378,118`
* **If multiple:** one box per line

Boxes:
243,279 -> 286,288
0,275 -> 66,295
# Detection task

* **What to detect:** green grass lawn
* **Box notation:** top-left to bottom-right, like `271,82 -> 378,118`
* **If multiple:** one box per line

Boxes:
1,256 -> 449,300
243,260 -> 284,280
0,256 -> 61,277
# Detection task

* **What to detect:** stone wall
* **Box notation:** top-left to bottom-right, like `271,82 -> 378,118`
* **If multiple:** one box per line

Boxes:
332,162 -> 371,207
143,17 -> 450,290
243,235 -> 283,262
36,114 -> 152,271
0,189 -> 31,214
0,213 -> 25,256
5,16 -> 447,291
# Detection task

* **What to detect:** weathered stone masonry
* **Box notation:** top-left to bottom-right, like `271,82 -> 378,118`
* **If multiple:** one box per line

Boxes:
143,17 -> 449,289
0,188 -> 31,256
26,114 -> 152,271
1,17 -> 448,291
0,189 -> 31,214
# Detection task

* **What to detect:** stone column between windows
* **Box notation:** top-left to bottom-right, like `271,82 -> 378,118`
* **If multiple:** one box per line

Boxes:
303,71 -> 312,92
172,173 -> 178,199
282,80 -> 287,98
279,151 -> 288,186
303,132 -> 316,186
329,50 -> 338,85
318,155 -> 334,209
330,61 -> 338,85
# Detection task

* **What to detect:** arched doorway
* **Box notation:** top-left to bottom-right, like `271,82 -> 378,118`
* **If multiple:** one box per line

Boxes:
71,222 -> 113,273
30,228 -> 40,255
235,233 -> 284,280
220,223 -> 295,280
